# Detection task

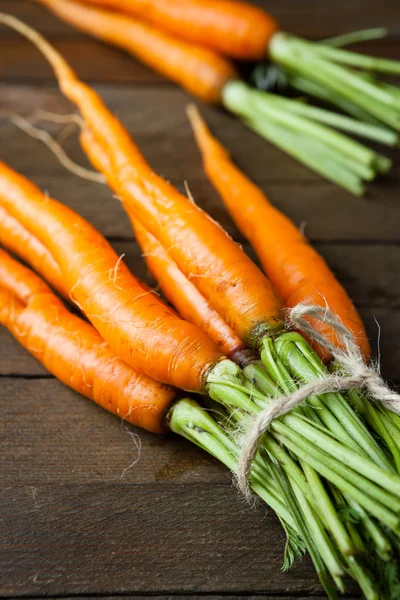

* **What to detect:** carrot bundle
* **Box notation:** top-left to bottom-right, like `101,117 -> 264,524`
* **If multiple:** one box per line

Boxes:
33,0 -> 398,195
3,14 -> 400,597
3,194 -> 400,599
74,0 -> 400,134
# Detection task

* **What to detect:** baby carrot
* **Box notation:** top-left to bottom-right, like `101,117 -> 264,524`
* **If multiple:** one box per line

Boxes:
35,0 -> 238,104
188,105 -> 371,362
0,248 -> 176,432
0,159 -> 226,392
0,205 -> 67,298
0,15 -> 284,346
72,0 -> 278,61
79,127 -> 249,363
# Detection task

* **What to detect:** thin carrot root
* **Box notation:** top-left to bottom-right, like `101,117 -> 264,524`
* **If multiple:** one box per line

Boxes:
11,114 -> 106,183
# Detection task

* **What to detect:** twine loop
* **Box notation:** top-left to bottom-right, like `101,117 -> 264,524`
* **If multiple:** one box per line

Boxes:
236,303 -> 400,497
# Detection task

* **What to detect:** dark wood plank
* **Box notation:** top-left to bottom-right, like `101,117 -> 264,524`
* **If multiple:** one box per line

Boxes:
0,375 -> 324,596
16,597 -> 359,600
1,85 -> 400,241
0,378 -> 225,485
19,597 -> 360,600
1,38 -> 167,84
2,38 -> 399,84
0,481 -> 324,596
1,0 -> 400,39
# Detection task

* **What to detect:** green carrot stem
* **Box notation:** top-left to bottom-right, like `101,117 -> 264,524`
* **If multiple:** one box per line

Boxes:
322,28 -> 388,47
281,414 -> 400,500
291,482 -> 345,584
301,460 -> 355,557
243,360 -> 277,396
287,74 -> 386,126
275,333 -> 394,472
274,429 -> 399,531
246,118 -> 365,194
269,33 -> 400,130
269,460 -> 339,599
261,336 -> 374,454
312,43 -> 400,75
345,495 -> 393,561
222,81 -> 366,194
246,87 -> 379,165
256,92 -> 398,146
346,556 -> 379,600
168,398 -> 298,530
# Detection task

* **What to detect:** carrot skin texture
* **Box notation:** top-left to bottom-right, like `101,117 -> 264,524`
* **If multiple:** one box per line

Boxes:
0,160 -> 224,392
35,0 -> 238,104
1,14 -> 284,346
79,127 -> 247,360
73,0 -> 279,60
0,250 -> 176,433
63,77 -> 284,345
132,219 -> 249,360
189,107 -> 371,362
0,205 -> 68,298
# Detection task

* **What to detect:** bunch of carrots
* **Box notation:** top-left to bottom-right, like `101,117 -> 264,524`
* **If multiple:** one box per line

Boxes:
30,0 -> 400,195
2,12 -> 400,599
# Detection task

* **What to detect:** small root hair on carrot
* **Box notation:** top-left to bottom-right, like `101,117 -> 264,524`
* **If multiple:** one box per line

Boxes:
120,424 -> 142,479
11,114 -> 106,184
184,180 -> 196,204
33,110 -> 85,129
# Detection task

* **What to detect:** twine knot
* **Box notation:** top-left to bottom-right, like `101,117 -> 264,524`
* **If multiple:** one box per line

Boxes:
236,303 -> 400,497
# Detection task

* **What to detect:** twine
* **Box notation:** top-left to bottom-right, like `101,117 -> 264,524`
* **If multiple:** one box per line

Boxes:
237,303 -> 400,497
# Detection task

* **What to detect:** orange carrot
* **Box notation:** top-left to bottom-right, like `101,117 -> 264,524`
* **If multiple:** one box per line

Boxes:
73,0 -> 278,60
35,0 -> 238,104
0,15 -> 284,347
188,105 -> 371,362
0,248 -> 176,432
0,159 -> 225,392
79,127 -> 250,363
0,205 -> 68,298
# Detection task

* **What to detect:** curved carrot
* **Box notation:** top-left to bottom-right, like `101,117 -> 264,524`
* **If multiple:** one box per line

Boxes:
0,205 -> 68,298
0,249 -> 177,432
79,127 -> 249,363
0,159 -> 224,392
0,15 -> 283,346
188,105 -> 371,362
35,0 -> 238,104
73,0 -> 278,61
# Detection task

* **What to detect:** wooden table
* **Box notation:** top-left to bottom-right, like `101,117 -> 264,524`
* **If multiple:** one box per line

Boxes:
1,1 -> 399,598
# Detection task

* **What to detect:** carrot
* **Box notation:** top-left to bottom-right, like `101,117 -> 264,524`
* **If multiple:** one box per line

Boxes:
0,159 -> 229,392
79,127 -> 250,363
0,248 -> 176,432
188,105 -> 371,362
0,205 -> 68,298
0,14 -> 284,346
72,0 -> 279,61
31,1 -> 395,195
35,0 -> 238,104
